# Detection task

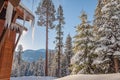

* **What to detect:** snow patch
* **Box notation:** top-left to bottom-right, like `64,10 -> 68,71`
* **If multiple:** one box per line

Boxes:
56,73 -> 120,80
11,76 -> 56,80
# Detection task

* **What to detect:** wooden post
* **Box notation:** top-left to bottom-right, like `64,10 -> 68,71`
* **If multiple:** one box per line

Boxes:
0,30 -> 16,80
13,32 -> 22,52
0,27 -> 8,52
114,56 -> 119,73
0,0 -> 32,79
0,6 -> 18,80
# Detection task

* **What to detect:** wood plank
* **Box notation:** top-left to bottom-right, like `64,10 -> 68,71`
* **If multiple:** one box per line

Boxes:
0,30 -> 16,79
0,20 -> 4,36
0,28 -> 8,53
13,33 -> 21,52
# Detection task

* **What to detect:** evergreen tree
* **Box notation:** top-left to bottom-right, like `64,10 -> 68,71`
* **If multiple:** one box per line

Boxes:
50,52 -> 58,77
72,11 -> 95,74
64,34 -> 73,75
94,0 -> 120,73
17,44 -> 23,65
94,0 -> 104,26
29,62 -> 36,75
94,0 -> 110,39
48,50 -> 55,76
92,0 -> 105,74
20,62 -> 28,76
55,5 -> 65,77
60,54 -> 68,77
17,44 -> 23,76
35,0 -> 56,76
35,55 -> 45,76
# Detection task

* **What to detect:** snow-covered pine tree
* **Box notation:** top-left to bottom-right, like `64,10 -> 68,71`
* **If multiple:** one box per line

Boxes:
20,62 -> 28,76
24,62 -> 30,76
94,0 -> 120,73
17,44 -> 23,76
94,0 -> 107,27
94,0 -> 103,33
28,62 -> 36,76
64,34 -> 73,75
93,0 -> 110,39
72,11 -> 95,74
35,55 -> 45,76
48,50 -> 55,76
92,0 -> 106,74
50,52 -> 58,77
60,54 -> 68,77
35,0 -> 56,76
55,5 -> 65,77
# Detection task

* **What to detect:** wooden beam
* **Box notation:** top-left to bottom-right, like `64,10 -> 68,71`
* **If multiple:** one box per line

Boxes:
17,3 -> 35,21
12,11 -> 18,23
0,30 -> 16,79
13,32 -> 22,52
0,28 -> 8,52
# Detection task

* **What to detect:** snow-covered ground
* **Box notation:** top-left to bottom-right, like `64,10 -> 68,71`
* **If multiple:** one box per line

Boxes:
11,76 -> 56,80
56,73 -> 120,80
11,73 -> 120,80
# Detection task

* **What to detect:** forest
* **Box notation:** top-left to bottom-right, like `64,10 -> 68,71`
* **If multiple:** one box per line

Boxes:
11,0 -> 120,79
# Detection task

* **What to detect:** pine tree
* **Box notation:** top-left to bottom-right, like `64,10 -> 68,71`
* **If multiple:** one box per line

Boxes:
94,0 -> 120,73
29,62 -> 36,76
35,55 -> 45,76
92,0 -> 104,74
35,0 -> 56,76
50,52 -> 58,77
64,34 -> 73,75
72,11 -> 95,74
20,62 -> 28,76
60,54 -> 68,77
48,50 -> 55,76
94,0 -> 110,38
94,0 -> 103,32
55,5 -> 65,77
17,44 -> 23,76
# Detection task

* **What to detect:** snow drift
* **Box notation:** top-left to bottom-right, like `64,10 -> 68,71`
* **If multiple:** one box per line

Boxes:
11,76 -> 56,80
11,74 -> 120,80
56,73 -> 120,80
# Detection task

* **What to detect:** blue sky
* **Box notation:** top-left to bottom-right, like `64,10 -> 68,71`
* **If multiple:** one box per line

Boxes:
18,0 -> 98,50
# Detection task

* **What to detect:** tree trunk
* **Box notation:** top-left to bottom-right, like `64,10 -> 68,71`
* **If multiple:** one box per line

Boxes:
58,45 -> 61,77
45,5 -> 48,76
58,25 -> 61,77
114,57 -> 119,73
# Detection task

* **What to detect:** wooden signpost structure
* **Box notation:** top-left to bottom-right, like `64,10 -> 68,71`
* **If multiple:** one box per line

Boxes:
0,0 -> 34,80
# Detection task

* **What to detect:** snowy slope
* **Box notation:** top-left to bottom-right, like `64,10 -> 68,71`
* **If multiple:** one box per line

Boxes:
11,74 -> 120,80
56,73 -> 120,80
11,76 -> 56,80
